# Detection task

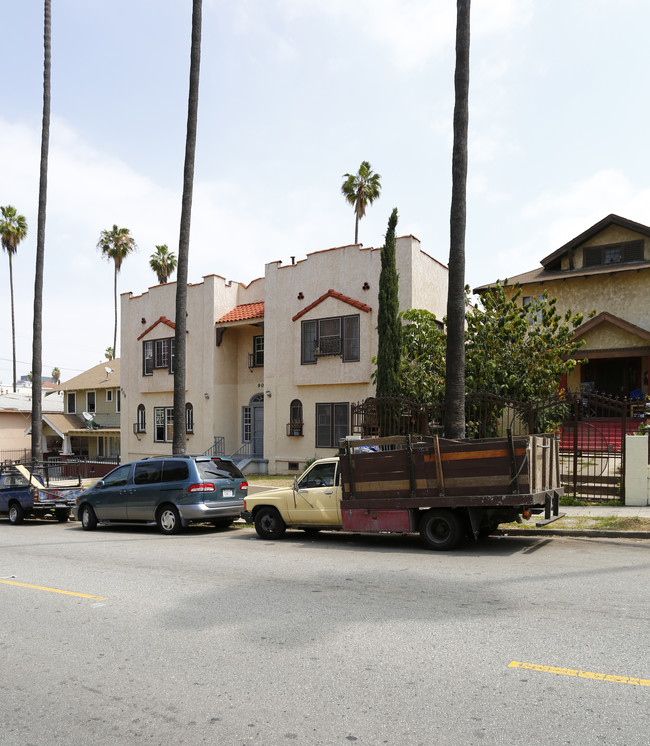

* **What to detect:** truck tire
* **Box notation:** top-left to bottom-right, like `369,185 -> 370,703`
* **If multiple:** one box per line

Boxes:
419,509 -> 463,551
157,505 -> 182,535
80,504 -> 98,531
254,507 -> 286,540
8,502 -> 25,525
55,509 -> 69,523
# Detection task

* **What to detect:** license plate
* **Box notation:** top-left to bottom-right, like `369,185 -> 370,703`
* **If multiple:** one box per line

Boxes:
222,488 -> 234,498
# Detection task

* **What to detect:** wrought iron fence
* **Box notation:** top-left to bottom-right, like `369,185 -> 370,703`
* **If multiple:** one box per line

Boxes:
352,390 -> 642,502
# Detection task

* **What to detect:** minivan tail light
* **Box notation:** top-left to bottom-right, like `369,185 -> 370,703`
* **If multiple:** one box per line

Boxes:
188,483 -> 216,493
241,481 -> 248,492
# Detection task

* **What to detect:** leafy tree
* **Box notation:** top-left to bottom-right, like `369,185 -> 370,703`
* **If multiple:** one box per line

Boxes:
397,284 -> 588,409
31,0 -> 52,460
173,0 -> 202,455
375,208 -> 401,398
398,309 -> 446,402
97,225 -> 137,356
51,367 -> 61,385
105,347 -> 115,361
341,161 -> 381,244
149,244 -> 178,284
444,0 -> 471,439
465,282 -> 587,402
0,205 -> 27,392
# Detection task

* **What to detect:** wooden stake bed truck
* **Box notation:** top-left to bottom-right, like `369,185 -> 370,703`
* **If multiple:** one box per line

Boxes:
242,433 -> 564,551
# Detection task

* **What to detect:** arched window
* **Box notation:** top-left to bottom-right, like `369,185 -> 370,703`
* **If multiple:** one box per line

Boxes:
137,404 -> 146,433
288,399 -> 303,436
185,402 -> 194,434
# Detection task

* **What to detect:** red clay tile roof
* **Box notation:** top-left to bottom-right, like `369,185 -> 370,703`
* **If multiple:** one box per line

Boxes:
137,316 -> 176,341
216,302 -> 265,324
292,290 -> 371,322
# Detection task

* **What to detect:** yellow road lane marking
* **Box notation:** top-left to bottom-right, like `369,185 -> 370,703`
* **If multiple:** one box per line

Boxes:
509,660 -> 650,687
0,579 -> 106,601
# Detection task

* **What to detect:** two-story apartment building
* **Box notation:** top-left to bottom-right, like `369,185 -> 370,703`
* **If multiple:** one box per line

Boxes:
475,214 -> 650,399
120,236 -> 448,473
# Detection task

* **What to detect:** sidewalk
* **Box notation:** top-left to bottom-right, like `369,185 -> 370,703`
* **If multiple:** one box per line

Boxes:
503,503 -> 650,539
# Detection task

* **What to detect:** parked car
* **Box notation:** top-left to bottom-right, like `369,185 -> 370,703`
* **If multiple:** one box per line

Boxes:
76,456 -> 247,535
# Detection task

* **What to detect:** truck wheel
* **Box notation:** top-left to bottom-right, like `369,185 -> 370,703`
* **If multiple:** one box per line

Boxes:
55,509 -> 69,523
157,505 -> 182,535
8,502 -> 25,525
419,509 -> 463,551
254,507 -> 286,540
80,504 -> 98,531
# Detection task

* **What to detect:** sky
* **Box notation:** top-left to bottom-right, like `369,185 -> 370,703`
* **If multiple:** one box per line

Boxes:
2,0 -> 650,385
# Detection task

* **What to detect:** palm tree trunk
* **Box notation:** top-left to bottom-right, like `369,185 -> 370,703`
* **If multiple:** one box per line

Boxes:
9,253 -> 16,392
444,0 -> 470,440
354,214 -> 359,244
31,0 -> 51,461
173,0 -> 202,455
113,264 -> 118,356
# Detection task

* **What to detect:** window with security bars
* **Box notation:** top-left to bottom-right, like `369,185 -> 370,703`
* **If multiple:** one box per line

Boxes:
301,315 -> 360,364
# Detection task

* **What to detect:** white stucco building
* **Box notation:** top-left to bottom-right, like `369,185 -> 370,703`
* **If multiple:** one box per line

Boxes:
120,236 -> 448,474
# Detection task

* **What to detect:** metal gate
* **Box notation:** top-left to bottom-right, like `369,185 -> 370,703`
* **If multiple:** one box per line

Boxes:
559,391 -> 631,502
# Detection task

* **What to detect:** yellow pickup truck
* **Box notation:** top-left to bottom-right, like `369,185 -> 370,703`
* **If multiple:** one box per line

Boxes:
242,434 -> 564,551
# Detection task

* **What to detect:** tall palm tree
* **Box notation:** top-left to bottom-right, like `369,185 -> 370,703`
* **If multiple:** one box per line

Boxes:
444,0 -> 471,440
173,0 -> 202,455
1,205 -> 28,393
31,0 -> 52,460
97,225 -> 137,356
341,161 -> 382,244
149,244 -> 178,284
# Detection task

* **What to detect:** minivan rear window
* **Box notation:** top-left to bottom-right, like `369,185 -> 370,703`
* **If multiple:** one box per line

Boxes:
196,459 -> 243,481
162,461 -> 190,482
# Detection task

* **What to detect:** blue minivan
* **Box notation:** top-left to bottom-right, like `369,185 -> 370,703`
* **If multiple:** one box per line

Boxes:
76,456 -> 247,535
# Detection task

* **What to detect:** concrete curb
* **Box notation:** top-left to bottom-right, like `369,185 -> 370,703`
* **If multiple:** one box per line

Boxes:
496,528 -> 650,540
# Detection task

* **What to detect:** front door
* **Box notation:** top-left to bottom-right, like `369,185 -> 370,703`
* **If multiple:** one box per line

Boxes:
251,396 -> 264,457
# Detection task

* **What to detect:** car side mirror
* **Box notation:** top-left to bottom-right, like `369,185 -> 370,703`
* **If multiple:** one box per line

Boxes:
95,481 -> 105,490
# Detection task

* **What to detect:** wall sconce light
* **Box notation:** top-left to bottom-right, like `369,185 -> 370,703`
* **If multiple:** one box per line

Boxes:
204,393 -> 210,399
265,390 -> 272,398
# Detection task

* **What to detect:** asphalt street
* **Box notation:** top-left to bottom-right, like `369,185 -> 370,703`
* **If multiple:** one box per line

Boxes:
1,520 -> 648,745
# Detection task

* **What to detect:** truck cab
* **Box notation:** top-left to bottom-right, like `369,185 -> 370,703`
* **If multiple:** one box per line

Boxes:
242,458 -> 341,539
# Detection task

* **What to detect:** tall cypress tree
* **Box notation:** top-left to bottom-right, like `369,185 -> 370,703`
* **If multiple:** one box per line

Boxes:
376,207 -> 401,399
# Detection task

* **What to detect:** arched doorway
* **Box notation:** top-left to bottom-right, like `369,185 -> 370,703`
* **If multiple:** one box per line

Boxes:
244,393 -> 264,458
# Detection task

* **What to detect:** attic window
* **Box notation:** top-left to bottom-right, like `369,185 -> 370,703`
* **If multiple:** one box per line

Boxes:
584,240 -> 644,268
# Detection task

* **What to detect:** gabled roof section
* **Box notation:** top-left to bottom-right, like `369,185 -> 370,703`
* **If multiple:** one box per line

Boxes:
292,289 -> 372,322
216,302 -> 265,324
572,311 -> 650,342
137,316 -> 175,341
57,360 -> 121,392
542,214 -> 650,268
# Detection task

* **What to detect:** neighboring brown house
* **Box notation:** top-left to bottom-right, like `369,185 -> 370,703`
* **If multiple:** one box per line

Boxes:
475,214 -> 650,399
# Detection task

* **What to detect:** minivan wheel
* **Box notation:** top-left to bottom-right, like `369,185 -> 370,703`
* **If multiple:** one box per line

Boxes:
80,504 -> 98,531
254,507 -> 286,540
8,502 -> 25,525
157,505 -> 182,535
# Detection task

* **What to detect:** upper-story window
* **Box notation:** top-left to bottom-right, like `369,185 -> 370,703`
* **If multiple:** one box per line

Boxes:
137,404 -> 146,433
249,335 -> 264,369
522,295 -> 543,325
143,337 -> 175,376
66,392 -> 76,414
301,315 -> 360,364
86,391 -> 96,413
584,240 -> 644,268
